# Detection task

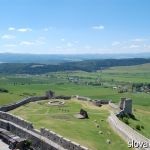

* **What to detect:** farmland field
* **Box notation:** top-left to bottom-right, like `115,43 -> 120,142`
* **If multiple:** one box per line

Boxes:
0,63 -> 150,149
0,64 -> 150,106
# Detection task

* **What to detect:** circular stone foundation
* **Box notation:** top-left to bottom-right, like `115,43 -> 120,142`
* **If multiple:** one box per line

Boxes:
48,100 -> 65,106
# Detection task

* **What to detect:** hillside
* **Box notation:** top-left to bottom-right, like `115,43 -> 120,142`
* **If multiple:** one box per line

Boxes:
0,58 -> 150,74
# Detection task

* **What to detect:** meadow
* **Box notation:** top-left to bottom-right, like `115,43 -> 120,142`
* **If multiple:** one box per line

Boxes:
11,99 -> 130,150
0,64 -> 150,106
0,63 -> 150,149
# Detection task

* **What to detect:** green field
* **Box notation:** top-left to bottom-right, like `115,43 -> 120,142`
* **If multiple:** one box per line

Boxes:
101,63 -> 150,83
11,99 -> 130,150
127,105 -> 150,139
0,63 -> 150,149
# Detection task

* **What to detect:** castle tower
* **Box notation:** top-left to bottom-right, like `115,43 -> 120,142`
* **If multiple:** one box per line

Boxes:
123,99 -> 132,114
119,97 -> 126,110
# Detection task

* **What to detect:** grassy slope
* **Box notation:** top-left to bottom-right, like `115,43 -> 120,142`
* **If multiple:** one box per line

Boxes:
11,99 -> 130,150
101,63 -> 150,83
128,105 -> 150,139
0,82 -> 149,106
0,64 -> 149,106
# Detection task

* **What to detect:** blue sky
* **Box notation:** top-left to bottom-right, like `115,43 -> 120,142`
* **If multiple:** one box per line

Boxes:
0,0 -> 150,54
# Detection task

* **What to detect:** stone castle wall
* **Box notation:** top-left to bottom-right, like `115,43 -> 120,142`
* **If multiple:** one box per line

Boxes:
72,95 -> 110,105
73,95 -> 91,101
0,111 -> 88,150
0,119 -> 59,150
40,128 -> 88,150
108,113 -> 150,150
0,111 -> 33,130
0,94 -> 110,113
0,96 -> 47,112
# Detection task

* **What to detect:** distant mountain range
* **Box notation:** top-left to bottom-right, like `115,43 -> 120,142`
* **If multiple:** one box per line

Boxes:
0,53 -> 150,64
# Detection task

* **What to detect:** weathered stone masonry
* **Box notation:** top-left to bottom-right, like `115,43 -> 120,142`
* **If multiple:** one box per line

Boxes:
108,113 -> 150,150
0,95 -> 89,150
0,111 -> 88,150
0,96 -> 47,112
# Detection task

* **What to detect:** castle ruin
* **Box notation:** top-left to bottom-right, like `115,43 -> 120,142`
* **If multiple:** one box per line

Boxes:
117,98 -> 132,117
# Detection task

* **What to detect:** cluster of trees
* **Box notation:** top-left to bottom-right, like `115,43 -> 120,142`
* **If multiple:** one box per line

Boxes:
132,83 -> 150,92
0,58 -> 150,74
0,88 -> 8,93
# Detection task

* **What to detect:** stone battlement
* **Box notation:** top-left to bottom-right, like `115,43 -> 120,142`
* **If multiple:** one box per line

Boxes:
41,128 -> 88,150
108,113 -> 150,150
0,111 -> 33,130
0,96 -> 47,112
0,111 -> 89,150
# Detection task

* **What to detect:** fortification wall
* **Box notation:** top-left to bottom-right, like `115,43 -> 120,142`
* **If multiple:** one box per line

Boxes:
72,95 -> 91,101
0,111 -> 33,130
40,128 -> 88,150
108,113 -> 150,150
73,95 -> 111,106
0,111 -> 88,150
0,119 -> 59,150
0,96 -> 47,112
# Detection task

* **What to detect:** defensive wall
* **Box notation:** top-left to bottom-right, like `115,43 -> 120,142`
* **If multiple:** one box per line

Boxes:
72,95 -> 110,105
0,96 -> 47,112
108,113 -> 150,150
0,111 -> 88,150
1,93 -> 149,149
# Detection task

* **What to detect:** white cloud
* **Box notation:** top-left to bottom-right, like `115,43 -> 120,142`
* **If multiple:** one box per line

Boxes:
67,42 -> 73,47
61,38 -> 65,42
43,28 -> 49,32
35,40 -> 45,45
43,27 -> 53,32
19,37 -> 46,46
1,34 -> 16,39
143,44 -> 150,49
56,46 -> 62,49
8,27 -> 32,32
131,38 -> 147,42
84,45 -> 91,49
73,40 -> 79,44
34,37 -> 46,45
17,28 -> 32,32
8,27 -> 15,31
20,41 -> 34,46
129,44 -> 140,48
112,41 -> 120,46
4,44 -> 16,47
92,25 -> 104,30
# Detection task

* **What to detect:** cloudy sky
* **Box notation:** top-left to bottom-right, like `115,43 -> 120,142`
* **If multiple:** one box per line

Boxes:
0,0 -> 150,54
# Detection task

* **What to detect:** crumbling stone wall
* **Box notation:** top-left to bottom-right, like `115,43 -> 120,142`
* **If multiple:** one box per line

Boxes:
108,113 -> 150,150
72,95 -> 91,101
40,128 -> 88,150
0,111 -> 89,150
0,96 -> 47,112
0,111 -> 33,130
92,99 -> 110,106
73,95 -> 111,106
0,119 -> 59,150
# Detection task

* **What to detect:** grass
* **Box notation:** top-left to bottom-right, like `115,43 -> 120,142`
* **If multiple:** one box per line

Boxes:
0,82 -> 149,106
11,99 -> 130,150
101,63 -> 150,83
0,63 -> 149,149
125,105 -> 150,139
0,64 -> 149,107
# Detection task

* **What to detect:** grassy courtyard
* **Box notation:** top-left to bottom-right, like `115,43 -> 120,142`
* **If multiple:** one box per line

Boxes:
11,99 -> 130,150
